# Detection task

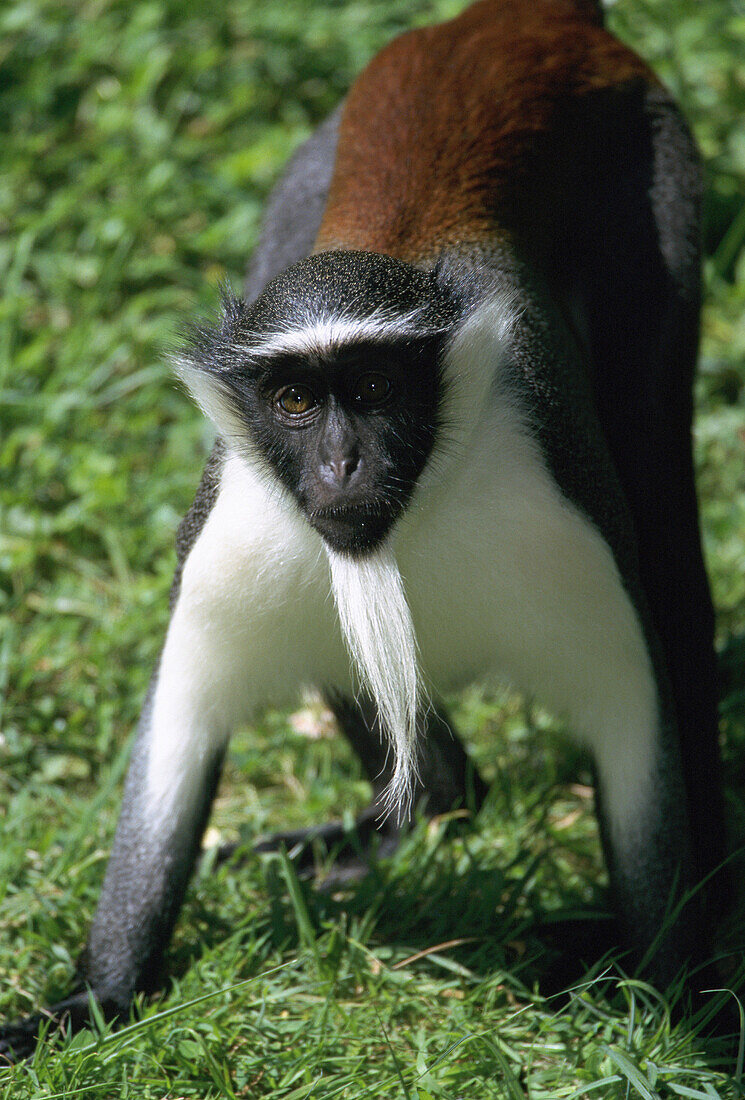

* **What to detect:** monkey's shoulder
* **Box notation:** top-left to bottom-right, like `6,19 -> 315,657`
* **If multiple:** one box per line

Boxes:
170,439 -> 226,608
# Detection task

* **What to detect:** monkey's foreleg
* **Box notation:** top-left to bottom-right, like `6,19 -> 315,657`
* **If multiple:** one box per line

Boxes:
0,635 -> 230,1061
590,700 -> 700,988
0,458 -> 349,1061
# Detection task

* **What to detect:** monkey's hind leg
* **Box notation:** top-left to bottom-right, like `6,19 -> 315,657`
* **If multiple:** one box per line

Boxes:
250,696 -> 488,881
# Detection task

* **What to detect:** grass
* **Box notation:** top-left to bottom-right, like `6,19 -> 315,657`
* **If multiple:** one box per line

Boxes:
2,0 -> 745,1095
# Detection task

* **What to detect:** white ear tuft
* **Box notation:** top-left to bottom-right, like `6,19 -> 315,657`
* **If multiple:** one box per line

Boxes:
173,359 -> 250,453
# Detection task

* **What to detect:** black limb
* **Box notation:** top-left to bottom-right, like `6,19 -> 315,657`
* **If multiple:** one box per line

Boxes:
246,696 -> 488,881
587,88 -> 729,917
0,991 -> 105,1065
0,687 -> 226,1062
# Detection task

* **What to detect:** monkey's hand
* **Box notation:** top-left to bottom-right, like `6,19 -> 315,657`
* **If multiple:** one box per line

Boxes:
0,989 -> 103,1064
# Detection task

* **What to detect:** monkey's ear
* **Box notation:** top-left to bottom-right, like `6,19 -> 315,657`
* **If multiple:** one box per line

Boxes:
174,353 -> 248,448
216,283 -> 249,333
172,288 -> 252,449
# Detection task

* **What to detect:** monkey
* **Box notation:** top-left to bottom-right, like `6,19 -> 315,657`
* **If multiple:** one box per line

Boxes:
0,0 -> 729,1060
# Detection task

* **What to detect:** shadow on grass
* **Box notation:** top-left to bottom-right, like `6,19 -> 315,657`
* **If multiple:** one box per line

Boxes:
171,814 -> 623,998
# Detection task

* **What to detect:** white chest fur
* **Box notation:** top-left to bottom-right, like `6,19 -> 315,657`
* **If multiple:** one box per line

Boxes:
147,298 -> 659,846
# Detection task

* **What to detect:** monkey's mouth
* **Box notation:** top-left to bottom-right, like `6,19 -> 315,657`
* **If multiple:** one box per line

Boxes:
309,501 -> 400,554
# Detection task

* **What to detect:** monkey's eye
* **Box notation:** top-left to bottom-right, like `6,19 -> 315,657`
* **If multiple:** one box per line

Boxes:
276,384 -> 317,417
353,373 -> 392,406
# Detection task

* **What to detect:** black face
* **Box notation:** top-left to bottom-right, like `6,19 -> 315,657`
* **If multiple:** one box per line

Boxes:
183,250 -> 458,553
239,336 -> 442,552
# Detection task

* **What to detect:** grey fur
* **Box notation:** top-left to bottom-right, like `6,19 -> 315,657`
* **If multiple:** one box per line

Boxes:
244,106 -> 343,303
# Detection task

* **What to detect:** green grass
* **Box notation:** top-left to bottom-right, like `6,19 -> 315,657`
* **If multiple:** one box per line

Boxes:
2,0 -> 745,1095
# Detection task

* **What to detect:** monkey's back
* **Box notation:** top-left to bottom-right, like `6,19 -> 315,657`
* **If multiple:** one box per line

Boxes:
316,0 -> 656,261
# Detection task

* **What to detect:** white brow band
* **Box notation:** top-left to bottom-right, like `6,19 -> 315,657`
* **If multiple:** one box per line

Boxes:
237,307 -> 429,361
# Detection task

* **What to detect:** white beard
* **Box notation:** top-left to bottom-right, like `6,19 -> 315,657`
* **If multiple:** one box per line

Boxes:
327,543 -> 423,820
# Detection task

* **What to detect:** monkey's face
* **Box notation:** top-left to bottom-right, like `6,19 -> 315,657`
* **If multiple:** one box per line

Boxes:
178,250 -> 455,555
245,336 -> 441,552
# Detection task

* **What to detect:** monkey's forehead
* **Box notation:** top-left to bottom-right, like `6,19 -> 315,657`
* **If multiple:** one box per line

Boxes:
180,250 -> 468,376
243,250 -> 458,339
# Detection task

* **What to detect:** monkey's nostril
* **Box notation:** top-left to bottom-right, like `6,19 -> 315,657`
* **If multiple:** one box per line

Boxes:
342,453 -> 359,478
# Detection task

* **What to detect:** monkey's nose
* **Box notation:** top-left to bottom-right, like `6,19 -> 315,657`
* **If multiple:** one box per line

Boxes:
322,449 -> 361,485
